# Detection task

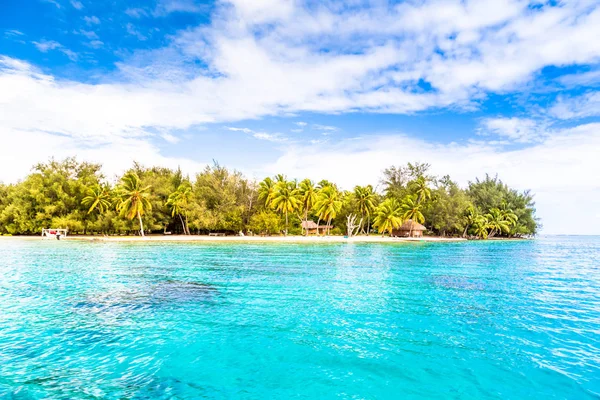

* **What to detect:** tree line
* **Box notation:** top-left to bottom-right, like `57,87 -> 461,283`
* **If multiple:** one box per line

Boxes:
0,158 -> 539,238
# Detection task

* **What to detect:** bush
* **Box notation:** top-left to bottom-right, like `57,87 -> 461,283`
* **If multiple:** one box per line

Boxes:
330,227 -> 343,235
249,211 -> 282,235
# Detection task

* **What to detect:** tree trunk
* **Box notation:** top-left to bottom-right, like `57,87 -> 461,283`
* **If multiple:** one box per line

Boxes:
185,214 -> 190,235
327,218 -> 332,235
462,225 -> 469,238
285,211 -> 288,236
367,215 -> 371,236
317,217 -> 321,236
137,211 -> 145,237
304,209 -> 308,236
178,214 -> 187,235
359,212 -> 365,235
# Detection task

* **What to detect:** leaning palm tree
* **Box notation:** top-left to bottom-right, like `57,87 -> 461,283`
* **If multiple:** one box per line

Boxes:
354,185 -> 376,235
409,176 -> 431,204
314,186 -> 342,235
167,183 -> 193,235
462,204 -> 477,238
401,195 -> 425,236
473,215 -> 490,239
258,177 -> 276,209
271,180 -> 300,236
373,198 -> 403,236
82,184 -> 112,215
298,179 -> 317,236
486,208 -> 511,238
115,172 -> 152,237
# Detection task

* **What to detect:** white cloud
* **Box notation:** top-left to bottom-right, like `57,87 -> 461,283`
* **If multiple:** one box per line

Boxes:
262,123 -> 600,234
83,16 -> 100,25
41,0 -> 61,8
252,132 -> 285,142
226,126 -> 286,142
313,124 -> 338,135
2,1 -> 600,234
4,30 -> 24,38
86,40 -> 104,49
125,8 -> 148,18
226,126 -> 252,133
75,29 -> 98,40
153,0 -> 208,16
70,0 -> 83,10
295,121 -> 307,127
32,40 -> 78,61
126,23 -> 147,41
32,40 -> 62,52
479,117 -> 546,143
558,69 -> 600,87
550,92 -> 600,120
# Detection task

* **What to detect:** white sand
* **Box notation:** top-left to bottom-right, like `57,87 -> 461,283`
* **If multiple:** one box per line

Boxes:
1,235 -> 467,243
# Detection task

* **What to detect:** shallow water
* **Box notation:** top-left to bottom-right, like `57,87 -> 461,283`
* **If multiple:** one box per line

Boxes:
0,237 -> 599,399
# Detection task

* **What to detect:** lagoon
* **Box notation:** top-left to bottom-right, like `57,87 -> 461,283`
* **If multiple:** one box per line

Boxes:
0,237 -> 599,398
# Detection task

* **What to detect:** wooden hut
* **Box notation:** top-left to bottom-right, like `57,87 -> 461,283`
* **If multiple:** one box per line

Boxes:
392,219 -> 426,238
301,220 -> 333,235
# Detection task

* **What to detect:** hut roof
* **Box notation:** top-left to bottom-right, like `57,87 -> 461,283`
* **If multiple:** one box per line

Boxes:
301,221 -> 333,229
301,221 -> 318,229
396,219 -> 426,231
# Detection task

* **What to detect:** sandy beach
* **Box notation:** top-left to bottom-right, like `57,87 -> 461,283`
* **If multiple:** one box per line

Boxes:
2,235 -> 468,243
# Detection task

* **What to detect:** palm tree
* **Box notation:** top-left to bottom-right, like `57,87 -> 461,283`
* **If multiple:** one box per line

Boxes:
373,198 -> 403,236
274,174 -> 286,183
354,185 -> 376,235
167,183 -> 193,235
115,172 -> 152,237
486,208 -> 511,238
271,180 -> 300,235
82,184 -> 111,214
462,204 -> 477,238
473,215 -> 490,239
314,186 -> 342,235
298,179 -> 317,236
401,195 -> 425,236
258,177 -> 276,209
409,176 -> 431,204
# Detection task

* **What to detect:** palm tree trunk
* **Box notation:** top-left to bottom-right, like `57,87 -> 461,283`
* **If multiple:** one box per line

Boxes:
185,214 -> 190,235
179,214 -> 186,235
317,217 -> 321,236
462,225 -> 469,238
137,211 -> 145,237
367,215 -> 370,236
304,209 -> 308,236
285,211 -> 288,236
327,217 -> 332,235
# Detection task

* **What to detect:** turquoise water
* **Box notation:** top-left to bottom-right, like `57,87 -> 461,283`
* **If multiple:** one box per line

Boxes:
0,237 -> 599,399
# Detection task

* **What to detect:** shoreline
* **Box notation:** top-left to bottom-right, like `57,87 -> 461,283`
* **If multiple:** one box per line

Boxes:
0,235 -> 523,243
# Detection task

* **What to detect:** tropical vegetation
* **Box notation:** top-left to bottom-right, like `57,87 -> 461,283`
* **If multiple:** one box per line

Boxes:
0,158 -> 539,238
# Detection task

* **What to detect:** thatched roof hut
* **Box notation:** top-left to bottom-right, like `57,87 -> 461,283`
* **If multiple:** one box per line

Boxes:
392,219 -> 427,237
301,220 -> 333,234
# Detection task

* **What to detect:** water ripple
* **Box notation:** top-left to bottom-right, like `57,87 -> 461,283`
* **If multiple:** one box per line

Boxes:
0,237 -> 599,398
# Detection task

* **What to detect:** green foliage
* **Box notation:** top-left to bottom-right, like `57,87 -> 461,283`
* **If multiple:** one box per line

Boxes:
401,195 -> 425,224
271,180 -> 301,235
373,198 -> 403,236
0,158 -> 539,239
115,172 -> 153,236
314,186 -> 342,234
249,211 -> 282,235
0,158 -> 103,234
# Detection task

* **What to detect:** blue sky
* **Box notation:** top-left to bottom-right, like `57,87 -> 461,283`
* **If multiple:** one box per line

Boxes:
1,0 -> 600,234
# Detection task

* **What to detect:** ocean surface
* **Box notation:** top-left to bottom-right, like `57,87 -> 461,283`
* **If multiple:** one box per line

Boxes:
0,236 -> 599,399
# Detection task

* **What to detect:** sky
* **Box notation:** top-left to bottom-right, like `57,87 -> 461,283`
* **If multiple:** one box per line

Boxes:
0,0 -> 599,234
